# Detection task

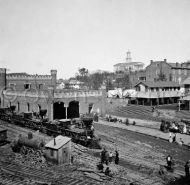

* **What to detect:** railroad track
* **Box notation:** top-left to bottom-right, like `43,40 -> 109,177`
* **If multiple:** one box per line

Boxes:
73,144 -> 165,185
0,124 -> 100,185
0,156 -> 100,185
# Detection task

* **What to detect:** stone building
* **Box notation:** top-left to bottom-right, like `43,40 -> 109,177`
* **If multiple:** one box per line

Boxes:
6,70 -> 57,91
0,68 -> 106,120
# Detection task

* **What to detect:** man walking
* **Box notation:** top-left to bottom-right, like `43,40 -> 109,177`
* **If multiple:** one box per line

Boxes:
115,150 -> 119,165
185,161 -> 189,177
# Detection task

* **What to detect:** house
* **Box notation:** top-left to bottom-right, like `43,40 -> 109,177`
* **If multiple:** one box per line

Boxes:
45,135 -> 71,164
131,81 -> 182,106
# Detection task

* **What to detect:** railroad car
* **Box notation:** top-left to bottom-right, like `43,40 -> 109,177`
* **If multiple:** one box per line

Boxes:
0,108 -> 101,148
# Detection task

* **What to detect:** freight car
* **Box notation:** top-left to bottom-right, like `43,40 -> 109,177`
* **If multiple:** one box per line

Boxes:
0,108 -> 101,149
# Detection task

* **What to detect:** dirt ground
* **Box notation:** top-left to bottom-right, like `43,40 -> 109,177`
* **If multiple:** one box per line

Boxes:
0,119 -> 190,185
94,122 -> 190,184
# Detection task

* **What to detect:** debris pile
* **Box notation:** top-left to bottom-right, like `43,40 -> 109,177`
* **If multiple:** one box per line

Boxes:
14,146 -> 47,169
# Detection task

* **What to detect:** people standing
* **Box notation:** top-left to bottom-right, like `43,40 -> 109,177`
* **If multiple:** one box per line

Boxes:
178,138 -> 184,146
166,155 -> 172,170
105,150 -> 109,165
109,151 -> 113,164
101,148 -> 106,164
173,133 -> 176,143
97,162 -> 104,172
184,161 -> 189,177
115,150 -> 119,165
105,167 -> 111,176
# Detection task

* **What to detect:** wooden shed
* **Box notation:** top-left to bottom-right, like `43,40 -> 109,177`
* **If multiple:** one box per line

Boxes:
45,135 -> 71,164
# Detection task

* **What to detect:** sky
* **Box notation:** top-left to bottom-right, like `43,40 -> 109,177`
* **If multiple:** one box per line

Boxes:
0,0 -> 190,79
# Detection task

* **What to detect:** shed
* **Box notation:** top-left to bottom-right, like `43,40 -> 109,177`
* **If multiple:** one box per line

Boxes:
45,135 -> 71,164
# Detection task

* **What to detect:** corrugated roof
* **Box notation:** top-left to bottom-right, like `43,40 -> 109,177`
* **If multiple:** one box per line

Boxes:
134,81 -> 180,88
45,135 -> 71,150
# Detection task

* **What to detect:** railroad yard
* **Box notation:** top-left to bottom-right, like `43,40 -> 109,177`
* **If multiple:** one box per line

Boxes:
0,115 -> 190,185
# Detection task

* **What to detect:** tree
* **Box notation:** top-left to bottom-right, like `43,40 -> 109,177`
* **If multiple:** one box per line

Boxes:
115,73 -> 131,89
78,68 -> 88,77
75,68 -> 89,87
88,72 -> 103,90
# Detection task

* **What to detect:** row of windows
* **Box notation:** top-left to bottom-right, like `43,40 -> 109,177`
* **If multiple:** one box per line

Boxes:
172,69 -> 187,75
9,83 -> 44,90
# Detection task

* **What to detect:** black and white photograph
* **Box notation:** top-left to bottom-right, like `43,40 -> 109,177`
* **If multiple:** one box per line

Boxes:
0,0 -> 190,184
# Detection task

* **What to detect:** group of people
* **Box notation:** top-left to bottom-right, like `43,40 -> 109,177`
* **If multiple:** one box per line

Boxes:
168,132 -> 184,145
97,148 -> 120,177
100,148 -> 119,165
166,155 -> 189,178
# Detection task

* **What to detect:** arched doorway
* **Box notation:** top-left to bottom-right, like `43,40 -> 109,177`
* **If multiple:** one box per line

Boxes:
67,101 -> 79,119
53,102 -> 66,120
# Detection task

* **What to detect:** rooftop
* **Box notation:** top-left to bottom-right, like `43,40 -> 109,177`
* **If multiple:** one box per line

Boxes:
114,62 -> 144,67
134,81 -> 180,88
182,76 -> 190,85
45,135 -> 71,150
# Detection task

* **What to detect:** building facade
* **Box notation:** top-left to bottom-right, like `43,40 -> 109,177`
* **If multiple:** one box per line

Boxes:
113,51 -> 144,73
145,59 -> 190,84
131,81 -> 182,106
6,70 -> 57,91
0,68 -> 106,121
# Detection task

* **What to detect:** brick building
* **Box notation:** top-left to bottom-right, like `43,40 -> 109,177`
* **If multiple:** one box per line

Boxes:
6,70 -> 57,91
0,68 -> 106,120
145,59 -> 190,84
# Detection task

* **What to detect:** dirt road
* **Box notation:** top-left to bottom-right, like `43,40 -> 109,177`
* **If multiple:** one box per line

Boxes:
94,122 -> 190,184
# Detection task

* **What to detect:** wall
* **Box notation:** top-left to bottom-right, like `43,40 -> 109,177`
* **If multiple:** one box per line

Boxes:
6,73 -> 55,91
45,148 -> 58,164
146,60 -> 172,82
0,69 -> 57,91
171,68 -> 190,84
1,89 -> 106,120
58,141 -> 71,164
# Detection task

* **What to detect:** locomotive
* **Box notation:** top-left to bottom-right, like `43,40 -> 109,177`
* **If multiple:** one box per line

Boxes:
0,107 -> 101,149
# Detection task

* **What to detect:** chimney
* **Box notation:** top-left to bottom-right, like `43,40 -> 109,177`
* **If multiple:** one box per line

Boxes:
54,138 -> 56,146
164,59 -> 167,63
51,69 -> 57,89
150,60 -> 153,64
